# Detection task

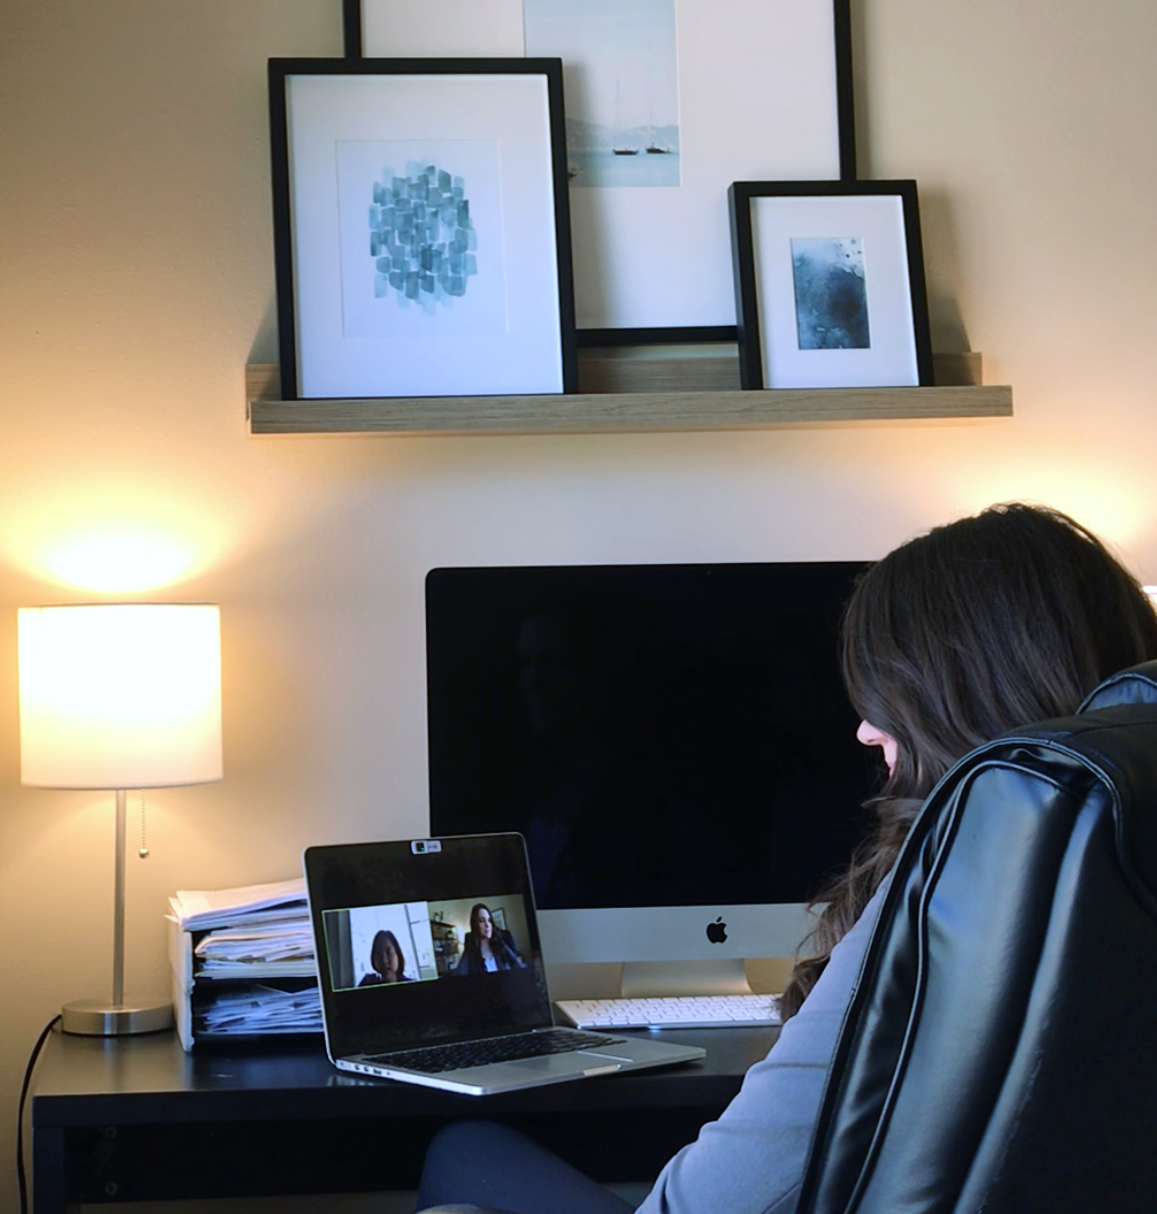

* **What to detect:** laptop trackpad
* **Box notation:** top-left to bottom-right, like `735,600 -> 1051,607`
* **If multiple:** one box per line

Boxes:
506,1054 -> 624,1076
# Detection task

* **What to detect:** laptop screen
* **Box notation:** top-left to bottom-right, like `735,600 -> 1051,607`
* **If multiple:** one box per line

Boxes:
304,834 -> 551,1057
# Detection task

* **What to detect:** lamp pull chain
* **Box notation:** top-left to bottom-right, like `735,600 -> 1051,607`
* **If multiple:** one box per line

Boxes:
139,793 -> 149,859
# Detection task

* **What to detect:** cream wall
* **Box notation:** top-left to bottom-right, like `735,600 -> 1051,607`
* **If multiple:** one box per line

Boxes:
2,0 -> 1157,1207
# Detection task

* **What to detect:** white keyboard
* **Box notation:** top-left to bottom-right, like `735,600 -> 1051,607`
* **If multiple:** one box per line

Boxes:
556,993 -> 782,1030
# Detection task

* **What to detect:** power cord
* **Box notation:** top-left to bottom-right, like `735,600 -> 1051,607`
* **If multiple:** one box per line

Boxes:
16,1015 -> 62,1214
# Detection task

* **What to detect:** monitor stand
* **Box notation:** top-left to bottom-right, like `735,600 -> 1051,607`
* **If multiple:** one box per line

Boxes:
619,958 -> 754,998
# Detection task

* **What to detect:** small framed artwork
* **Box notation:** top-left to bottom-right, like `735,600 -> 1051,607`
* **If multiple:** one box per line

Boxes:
728,180 -> 933,390
269,58 -> 578,400
347,0 -> 856,339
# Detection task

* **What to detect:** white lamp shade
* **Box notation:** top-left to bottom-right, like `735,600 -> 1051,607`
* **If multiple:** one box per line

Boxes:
18,603 -> 223,789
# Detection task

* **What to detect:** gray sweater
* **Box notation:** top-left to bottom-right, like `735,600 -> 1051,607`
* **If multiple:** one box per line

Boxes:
634,879 -> 889,1214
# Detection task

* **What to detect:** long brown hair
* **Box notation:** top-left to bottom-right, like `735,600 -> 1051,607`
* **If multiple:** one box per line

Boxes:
780,503 -> 1157,1018
464,903 -> 521,968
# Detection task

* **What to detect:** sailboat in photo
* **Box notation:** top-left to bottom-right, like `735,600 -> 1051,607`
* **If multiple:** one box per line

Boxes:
611,79 -> 639,154
644,58 -> 672,154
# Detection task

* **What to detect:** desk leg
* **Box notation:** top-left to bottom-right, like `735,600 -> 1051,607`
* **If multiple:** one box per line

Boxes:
32,1127 -> 67,1214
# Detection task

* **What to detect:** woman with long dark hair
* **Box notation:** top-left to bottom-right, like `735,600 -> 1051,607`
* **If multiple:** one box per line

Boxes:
781,502 -> 1157,1016
417,502 -> 1157,1214
452,903 -> 526,975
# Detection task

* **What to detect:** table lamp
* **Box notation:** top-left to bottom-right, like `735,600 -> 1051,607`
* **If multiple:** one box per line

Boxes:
18,603 -> 223,1035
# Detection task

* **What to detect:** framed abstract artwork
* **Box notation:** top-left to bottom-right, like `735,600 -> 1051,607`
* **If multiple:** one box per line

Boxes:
345,0 -> 855,340
269,58 -> 577,399
728,180 -> 933,390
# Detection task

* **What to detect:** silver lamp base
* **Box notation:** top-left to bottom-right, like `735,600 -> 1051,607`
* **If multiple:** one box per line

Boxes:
61,998 -> 173,1036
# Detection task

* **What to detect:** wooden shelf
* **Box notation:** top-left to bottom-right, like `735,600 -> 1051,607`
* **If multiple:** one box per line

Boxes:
246,350 -> 1011,437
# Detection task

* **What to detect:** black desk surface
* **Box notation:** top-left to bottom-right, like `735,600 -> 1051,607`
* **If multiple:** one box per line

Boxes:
32,1026 -> 778,1209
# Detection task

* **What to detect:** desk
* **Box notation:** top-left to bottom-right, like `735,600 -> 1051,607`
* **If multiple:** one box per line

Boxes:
31,1026 -> 777,1212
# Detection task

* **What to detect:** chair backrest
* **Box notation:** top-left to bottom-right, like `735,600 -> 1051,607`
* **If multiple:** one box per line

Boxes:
797,660 -> 1157,1214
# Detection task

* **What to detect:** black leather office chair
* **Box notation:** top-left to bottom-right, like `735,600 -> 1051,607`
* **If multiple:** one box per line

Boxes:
796,658 -> 1157,1214
422,661 -> 1157,1214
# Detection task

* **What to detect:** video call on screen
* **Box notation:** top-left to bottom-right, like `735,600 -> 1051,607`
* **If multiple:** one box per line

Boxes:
323,893 -> 531,991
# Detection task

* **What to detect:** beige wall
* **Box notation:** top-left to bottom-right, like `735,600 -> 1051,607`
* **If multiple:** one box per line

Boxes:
2,0 -> 1157,1206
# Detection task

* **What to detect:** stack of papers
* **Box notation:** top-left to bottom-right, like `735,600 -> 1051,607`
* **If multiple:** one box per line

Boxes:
193,924 -> 316,978
170,877 -> 309,932
199,984 -> 322,1037
169,878 -> 322,1038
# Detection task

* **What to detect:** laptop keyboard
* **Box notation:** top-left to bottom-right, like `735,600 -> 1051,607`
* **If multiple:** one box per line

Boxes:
364,1028 -> 625,1074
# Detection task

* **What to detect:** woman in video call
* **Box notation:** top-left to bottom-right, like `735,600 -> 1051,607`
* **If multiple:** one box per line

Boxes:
416,503 -> 1157,1214
357,929 -> 411,986
452,903 -> 526,975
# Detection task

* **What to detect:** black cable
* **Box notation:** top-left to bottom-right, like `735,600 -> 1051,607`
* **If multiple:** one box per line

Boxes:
16,1015 -> 62,1214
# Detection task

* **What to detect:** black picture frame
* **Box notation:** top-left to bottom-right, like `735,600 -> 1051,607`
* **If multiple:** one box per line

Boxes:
342,0 -> 362,56
343,0 -> 856,346
729,179 -> 933,390
269,57 -> 578,400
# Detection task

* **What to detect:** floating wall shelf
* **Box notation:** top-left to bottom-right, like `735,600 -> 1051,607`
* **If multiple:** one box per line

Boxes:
246,349 -> 1011,437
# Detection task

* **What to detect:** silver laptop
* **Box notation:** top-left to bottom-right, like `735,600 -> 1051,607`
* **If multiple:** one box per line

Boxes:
303,833 -> 705,1095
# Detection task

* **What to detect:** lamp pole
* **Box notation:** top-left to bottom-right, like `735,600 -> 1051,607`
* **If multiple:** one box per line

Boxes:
113,789 -> 127,1009
60,787 -> 173,1036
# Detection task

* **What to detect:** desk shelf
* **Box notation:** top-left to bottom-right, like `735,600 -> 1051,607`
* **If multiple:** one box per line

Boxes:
246,350 -> 1011,437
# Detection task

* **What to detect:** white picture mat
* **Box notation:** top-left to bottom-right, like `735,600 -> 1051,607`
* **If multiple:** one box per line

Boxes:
360,0 -> 526,57
750,193 -> 918,389
361,0 -> 844,330
287,73 -> 563,398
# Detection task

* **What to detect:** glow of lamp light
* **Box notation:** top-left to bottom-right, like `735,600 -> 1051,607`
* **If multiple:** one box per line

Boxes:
43,533 -> 196,594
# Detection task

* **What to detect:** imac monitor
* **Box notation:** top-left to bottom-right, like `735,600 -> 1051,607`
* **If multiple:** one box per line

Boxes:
425,562 -> 878,993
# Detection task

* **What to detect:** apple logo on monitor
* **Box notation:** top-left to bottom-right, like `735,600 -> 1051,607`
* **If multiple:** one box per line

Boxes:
706,916 -> 728,944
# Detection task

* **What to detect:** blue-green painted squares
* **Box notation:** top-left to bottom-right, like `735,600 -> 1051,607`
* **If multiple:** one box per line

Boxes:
366,160 -> 479,313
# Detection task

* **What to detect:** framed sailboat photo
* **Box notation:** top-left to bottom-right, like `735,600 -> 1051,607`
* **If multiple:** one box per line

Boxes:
345,0 -> 855,339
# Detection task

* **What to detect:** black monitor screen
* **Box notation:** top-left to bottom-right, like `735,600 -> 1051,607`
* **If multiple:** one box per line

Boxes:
426,563 -> 879,911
